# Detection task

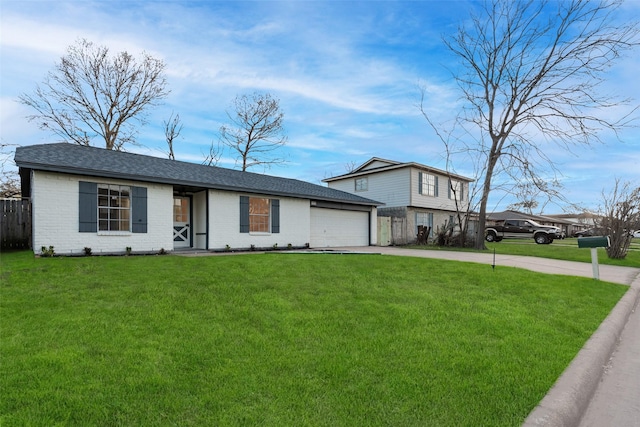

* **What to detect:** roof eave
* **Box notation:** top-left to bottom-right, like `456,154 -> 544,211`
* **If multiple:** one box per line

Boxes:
323,162 -> 474,183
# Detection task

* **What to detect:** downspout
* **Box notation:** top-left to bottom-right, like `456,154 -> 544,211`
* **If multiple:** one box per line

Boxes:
205,190 -> 210,250
369,210 -> 372,246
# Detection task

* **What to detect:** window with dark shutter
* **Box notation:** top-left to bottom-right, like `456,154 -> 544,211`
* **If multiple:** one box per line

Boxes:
240,196 -> 250,233
419,172 -> 437,197
79,181 -> 98,232
131,186 -> 147,233
271,199 -> 280,233
240,196 -> 279,233
78,181 -> 147,233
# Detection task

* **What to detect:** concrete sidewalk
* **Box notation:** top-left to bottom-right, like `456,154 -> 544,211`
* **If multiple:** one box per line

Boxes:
335,246 -> 640,427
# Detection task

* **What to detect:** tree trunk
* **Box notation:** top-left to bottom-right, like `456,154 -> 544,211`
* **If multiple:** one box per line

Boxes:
475,150 -> 500,250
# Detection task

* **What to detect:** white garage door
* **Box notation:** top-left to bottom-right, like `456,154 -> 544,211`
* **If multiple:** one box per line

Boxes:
310,208 -> 369,247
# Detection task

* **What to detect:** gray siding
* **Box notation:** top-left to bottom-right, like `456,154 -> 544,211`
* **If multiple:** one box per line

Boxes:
410,168 -> 470,212
328,168 -> 410,208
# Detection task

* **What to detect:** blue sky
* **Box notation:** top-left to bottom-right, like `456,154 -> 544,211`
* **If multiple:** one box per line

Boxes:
1,0 -> 638,213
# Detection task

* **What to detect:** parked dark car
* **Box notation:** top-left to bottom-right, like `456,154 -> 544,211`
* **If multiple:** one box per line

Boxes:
485,219 -> 561,244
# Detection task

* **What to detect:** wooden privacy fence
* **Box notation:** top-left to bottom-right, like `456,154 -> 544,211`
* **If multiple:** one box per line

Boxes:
378,216 -> 410,246
1,199 -> 32,250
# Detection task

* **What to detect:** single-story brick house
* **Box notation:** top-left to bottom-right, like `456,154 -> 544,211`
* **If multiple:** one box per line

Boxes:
15,143 -> 381,255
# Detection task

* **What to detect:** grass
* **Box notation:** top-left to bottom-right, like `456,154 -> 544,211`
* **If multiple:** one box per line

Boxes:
0,251 -> 629,426
408,237 -> 640,268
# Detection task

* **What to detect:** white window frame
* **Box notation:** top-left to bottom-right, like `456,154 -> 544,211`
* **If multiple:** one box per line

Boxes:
355,177 -> 368,192
97,184 -> 131,233
249,197 -> 271,233
421,173 -> 437,197
449,179 -> 464,202
416,212 -> 434,237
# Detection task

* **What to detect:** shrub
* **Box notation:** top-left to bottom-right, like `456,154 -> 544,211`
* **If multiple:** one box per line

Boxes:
40,246 -> 55,257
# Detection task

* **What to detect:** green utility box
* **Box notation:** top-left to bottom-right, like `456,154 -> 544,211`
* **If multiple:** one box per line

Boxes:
577,236 -> 610,248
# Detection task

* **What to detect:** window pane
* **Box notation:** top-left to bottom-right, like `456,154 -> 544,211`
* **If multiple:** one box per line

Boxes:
249,198 -> 270,232
180,198 -> 188,222
96,185 -> 131,231
98,196 -> 108,207
250,198 -> 269,214
110,194 -> 121,207
251,216 -> 269,233
174,198 -> 189,222
422,174 -> 436,196
355,178 -> 368,191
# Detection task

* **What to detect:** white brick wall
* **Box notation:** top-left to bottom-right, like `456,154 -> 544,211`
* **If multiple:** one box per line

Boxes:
32,171 -> 174,255
192,191 -> 208,249
30,171 -> 371,254
208,190 -> 311,250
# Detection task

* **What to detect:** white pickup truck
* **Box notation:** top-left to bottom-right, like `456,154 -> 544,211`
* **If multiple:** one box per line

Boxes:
485,219 -> 561,245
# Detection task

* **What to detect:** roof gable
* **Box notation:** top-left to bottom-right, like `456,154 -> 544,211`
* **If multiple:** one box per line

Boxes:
15,143 -> 381,206
324,157 -> 474,183
354,157 -> 402,172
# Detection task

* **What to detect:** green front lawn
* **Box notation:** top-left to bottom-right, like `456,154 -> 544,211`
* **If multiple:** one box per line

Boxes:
488,238 -> 640,266
409,238 -> 640,267
1,251 -> 628,426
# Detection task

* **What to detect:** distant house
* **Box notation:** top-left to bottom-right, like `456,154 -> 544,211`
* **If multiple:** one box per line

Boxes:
15,143 -> 381,255
323,158 -> 474,244
544,212 -> 600,237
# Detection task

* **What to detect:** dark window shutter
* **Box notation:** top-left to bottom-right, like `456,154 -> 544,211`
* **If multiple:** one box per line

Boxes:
79,181 -> 97,232
448,179 -> 452,199
131,186 -> 147,233
271,199 -> 280,233
240,196 -> 249,233
418,172 -> 423,195
435,176 -> 439,197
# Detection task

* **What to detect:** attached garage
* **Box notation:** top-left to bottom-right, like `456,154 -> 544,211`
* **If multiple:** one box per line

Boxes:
310,206 -> 371,247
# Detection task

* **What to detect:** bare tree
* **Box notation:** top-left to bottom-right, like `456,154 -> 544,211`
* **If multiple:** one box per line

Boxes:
19,39 -> 169,150
344,161 -> 358,174
0,143 -> 21,198
163,112 -> 182,160
202,140 -> 223,167
506,181 -> 558,215
220,92 -> 287,171
423,0 -> 639,249
597,180 -> 640,259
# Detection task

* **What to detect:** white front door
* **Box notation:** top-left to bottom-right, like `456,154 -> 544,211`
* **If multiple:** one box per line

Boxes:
173,196 -> 191,248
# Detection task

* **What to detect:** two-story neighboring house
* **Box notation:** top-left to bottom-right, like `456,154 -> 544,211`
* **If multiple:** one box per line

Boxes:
323,158 -> 474,244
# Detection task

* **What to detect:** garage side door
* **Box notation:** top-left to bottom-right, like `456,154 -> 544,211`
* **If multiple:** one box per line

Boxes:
310,208 -> 369,248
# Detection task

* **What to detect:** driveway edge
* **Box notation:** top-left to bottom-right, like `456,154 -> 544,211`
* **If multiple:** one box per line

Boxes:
522,273 -> 640,427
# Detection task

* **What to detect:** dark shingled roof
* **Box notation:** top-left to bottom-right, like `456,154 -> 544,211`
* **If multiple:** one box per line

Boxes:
15,143 -> 381,206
